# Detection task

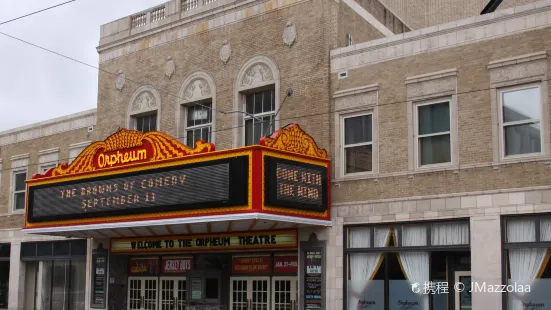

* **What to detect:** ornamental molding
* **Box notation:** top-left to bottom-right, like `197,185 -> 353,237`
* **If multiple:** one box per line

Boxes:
128,86 -> 161,116
241,63 -> 274,88
165,56 -> 175,79
260,123 -> 328,159
282,21 -> 297,47
183,78 -> 212,102
32,129 -> 215,179
179,71 -> 216,104
219,40 -> 231,64
115,70 -> 125,91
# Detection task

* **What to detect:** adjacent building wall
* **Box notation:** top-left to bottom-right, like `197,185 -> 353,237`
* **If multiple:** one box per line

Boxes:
378,0 -> 540,29
0,109 -> 96,228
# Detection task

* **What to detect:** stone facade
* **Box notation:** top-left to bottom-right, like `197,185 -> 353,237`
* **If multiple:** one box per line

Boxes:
329,2 -> 551,309
378,0 -> 540,29
0,110 -> 96,228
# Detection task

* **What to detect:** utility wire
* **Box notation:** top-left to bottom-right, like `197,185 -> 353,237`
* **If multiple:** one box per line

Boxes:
1,74 -> 549,174
0,31 -> 227,117
0,0 -> 76,26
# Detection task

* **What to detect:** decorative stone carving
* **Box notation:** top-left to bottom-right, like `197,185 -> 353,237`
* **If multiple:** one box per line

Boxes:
220,40 -> 231,64
489,60 -> 547,84
241,64 -> 274,88
406,76 -> 457,99
132,91 -> 157,111
283,21 -> 297,47
165,56 -> 175,79
115,70 -> 125,91
183,78 -> 211,101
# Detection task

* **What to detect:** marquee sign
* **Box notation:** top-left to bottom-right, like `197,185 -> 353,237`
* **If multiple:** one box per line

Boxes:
27,156 -> 248,223
24,124 -> 331,230
264,156 -> 328,212
111,230 -> 298,253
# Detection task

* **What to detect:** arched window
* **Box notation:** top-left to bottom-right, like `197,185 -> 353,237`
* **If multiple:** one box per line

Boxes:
177,71 -> 216,147
127,86 -> 161,132
234,55 -> 280,147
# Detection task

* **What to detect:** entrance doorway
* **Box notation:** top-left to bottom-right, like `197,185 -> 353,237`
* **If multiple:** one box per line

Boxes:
229,277 -> 270,310
159,277 -> 187,310
128,277 -> 158,310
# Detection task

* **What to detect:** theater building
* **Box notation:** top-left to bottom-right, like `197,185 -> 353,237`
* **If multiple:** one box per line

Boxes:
2,0 -> 551,309
21,125 -> 330,310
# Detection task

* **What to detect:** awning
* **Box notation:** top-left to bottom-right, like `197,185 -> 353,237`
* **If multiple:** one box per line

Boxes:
24,213 -> 331,238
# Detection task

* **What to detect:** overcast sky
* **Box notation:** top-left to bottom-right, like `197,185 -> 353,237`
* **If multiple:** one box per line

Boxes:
0,0 -> 165,131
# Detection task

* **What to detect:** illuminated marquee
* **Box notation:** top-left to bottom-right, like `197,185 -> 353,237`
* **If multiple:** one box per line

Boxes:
96,148 -> 148,168
24,124 -> 331,229
111,230 -> 298,253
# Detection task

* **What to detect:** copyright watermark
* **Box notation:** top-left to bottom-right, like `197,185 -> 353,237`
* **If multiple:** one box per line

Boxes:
411,281 -> 531,294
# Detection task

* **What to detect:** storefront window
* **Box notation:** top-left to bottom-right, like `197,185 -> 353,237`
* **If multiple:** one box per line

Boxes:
504,216 -> 551,310
345,221 -> 470,310
21,240 -> 87,310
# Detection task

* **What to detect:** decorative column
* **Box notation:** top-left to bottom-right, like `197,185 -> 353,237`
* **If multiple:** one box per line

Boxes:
470,215 -> 502,309
7,241 -> 24,310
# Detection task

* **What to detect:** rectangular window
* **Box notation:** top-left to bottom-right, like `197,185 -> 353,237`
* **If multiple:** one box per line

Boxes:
134,113 -> 157,133
13,171 -> 26,211
345,221 -> 471,310
416,101 -> 451,166
500,86 -> 542,157
186,102 -> 212,148
343,113 -> 373,174
244,89 -> 275,146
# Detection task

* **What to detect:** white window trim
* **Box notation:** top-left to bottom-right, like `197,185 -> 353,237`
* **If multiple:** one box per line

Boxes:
242,104 -> 276,146
498,83 -> 544,161
412,97 -> 457,170
39,163 -> 58,173
233,55 -> 280,148
340,111 -> 375,178
177,71 -> 217,146
11,168 -> 27,213
132,113 -> 158,132
183,103 -> 213,147
127,85 -> 161,132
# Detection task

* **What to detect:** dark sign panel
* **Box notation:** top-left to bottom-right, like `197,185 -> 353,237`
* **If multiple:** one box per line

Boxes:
91,253 -> 108,308
305,251 -> 322,309
28,156 -> 248,223
264,156 -> 328,212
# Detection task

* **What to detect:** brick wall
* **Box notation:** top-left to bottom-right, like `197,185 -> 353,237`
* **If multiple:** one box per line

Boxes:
97,0 -> 342,152
378,0 -> 539,29
330,26 -> 551,203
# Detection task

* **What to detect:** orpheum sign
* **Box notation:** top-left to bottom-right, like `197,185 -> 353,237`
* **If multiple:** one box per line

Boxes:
24,124 -> 331,229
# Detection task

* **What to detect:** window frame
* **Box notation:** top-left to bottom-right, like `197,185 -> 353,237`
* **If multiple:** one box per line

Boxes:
344,219 -> 471,310
340,111 -> 374,177
39,163 -> 58,174
500,214 -> 551,309
242,88 -> 276,146
184,102 -> 213,147
11,169 -> 27,212
346,33 -> 353,46
498,83 -> 543,160
132,112 -> 158,133
413,98 -> 454,169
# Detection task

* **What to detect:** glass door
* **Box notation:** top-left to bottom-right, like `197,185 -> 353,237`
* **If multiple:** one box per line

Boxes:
230,278 -> 249,310
454,271 -> 472,310
127,277 -> 158,310
230,277 -> 271,310
272,277 -> 297,310
159,277 -> 187,310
